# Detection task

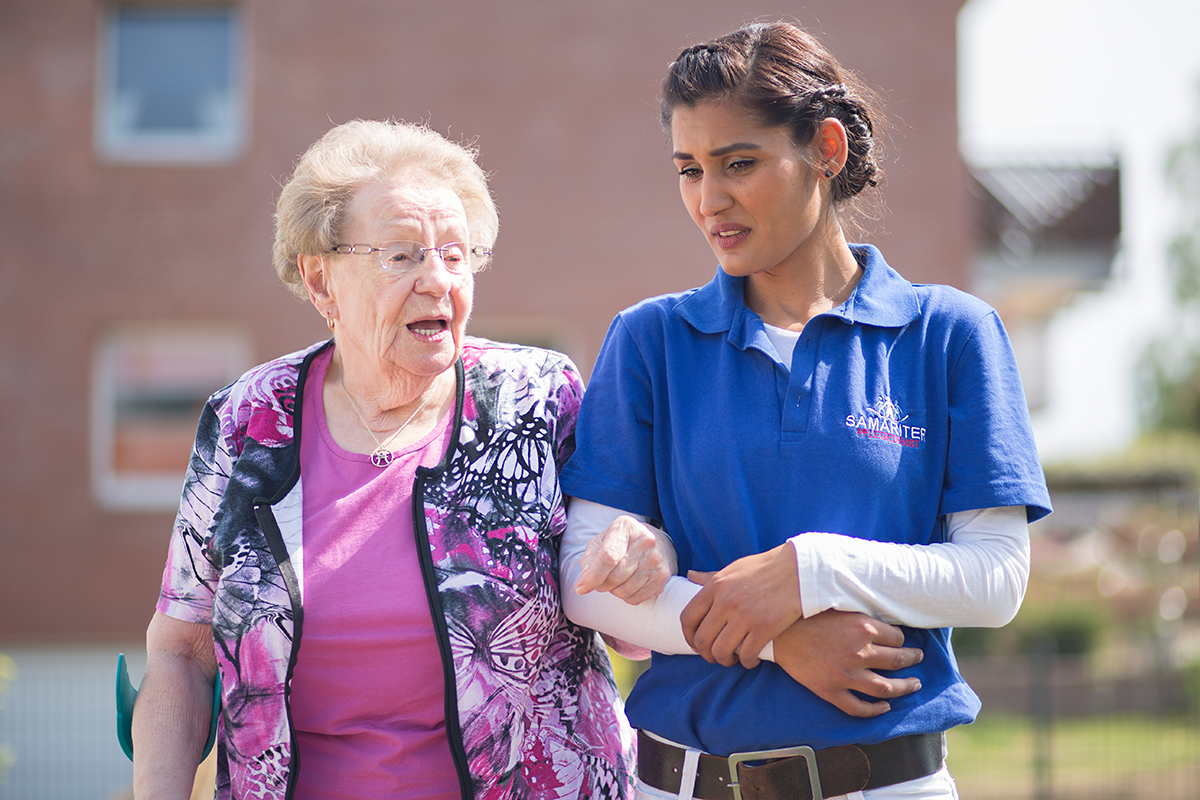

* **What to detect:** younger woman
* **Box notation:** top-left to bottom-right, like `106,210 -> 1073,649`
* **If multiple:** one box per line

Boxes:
561,22 -> 1051,800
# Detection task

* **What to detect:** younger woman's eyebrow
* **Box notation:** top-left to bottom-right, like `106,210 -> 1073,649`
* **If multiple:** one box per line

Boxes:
672,142 -> 764,160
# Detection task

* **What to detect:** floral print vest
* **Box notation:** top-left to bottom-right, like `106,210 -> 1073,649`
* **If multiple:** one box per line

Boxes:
157,338 -> 636,799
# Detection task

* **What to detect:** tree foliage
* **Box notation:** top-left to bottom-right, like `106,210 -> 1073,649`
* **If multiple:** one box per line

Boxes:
1166,120 -> 1200,307
1143,94 -> 1200,432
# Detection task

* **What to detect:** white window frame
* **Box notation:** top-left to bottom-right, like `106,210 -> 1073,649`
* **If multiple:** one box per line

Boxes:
92,324 -> 251,511
95,2 -> 247,164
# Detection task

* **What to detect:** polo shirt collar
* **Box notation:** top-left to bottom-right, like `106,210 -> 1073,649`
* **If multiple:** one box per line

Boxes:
674,244 -> 921,350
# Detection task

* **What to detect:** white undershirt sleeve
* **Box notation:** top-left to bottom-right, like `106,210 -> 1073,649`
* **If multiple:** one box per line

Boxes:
789,505 -> 1030,628
560,499 -> 1029,660
560,499 -> 722,658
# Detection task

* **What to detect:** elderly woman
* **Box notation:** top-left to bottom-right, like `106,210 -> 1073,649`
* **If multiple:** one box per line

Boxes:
131,119 -> 636,799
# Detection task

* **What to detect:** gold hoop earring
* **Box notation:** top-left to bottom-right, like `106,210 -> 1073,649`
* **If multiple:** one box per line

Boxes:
326,313 -> 335,333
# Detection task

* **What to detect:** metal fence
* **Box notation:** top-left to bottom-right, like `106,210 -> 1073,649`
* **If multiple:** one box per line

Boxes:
949,653 -> 1200,800
2,644 -> 1198,799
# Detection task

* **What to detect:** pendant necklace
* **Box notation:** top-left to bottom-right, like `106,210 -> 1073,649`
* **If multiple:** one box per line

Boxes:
339,359 -> 431,468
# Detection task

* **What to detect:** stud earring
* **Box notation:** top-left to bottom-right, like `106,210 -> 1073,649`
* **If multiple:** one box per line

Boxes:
825,169 -> 834,179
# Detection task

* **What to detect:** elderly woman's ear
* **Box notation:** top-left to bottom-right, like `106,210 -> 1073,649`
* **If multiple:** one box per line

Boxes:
298,253 -> 336,319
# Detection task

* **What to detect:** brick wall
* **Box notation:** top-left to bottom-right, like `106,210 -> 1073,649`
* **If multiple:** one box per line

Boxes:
0,0 -> 968,640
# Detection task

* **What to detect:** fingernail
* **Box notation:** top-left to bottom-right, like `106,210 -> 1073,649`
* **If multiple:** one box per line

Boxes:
913,681 -> 921,692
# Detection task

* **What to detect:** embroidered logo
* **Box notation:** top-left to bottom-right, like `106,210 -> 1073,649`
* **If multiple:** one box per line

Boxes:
845,396 -> 925,449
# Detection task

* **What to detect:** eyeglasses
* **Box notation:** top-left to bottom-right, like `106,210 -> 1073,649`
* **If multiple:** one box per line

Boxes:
328,240 -> 492,274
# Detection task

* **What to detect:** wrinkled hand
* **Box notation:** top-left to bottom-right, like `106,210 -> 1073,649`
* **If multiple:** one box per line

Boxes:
575,515 -> 676,605
681,544 -> 802,668
772,609 -> 924,718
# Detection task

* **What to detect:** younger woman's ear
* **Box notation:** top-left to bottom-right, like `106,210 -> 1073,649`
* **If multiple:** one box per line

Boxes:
815,117 -> 849,176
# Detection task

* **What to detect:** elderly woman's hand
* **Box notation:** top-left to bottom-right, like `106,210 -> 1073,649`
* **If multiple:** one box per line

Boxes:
574,515 -> 676,605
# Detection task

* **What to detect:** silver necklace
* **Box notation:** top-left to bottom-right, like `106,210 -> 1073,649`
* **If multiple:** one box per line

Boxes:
338,361 -> 432,467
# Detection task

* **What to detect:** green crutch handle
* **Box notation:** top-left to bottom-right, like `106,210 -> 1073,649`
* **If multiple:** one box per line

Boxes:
116,652 -> 221,762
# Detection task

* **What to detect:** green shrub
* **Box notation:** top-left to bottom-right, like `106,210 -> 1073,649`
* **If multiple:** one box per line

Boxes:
951,626 -> 998,657
0,653 -> 14,783
1013,604 -> 1105,657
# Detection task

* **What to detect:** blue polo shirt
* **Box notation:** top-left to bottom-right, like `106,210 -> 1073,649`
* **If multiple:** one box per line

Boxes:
561,245 -> 1051,755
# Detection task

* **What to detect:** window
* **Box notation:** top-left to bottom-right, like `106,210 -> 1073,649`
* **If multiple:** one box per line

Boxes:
92,326 -> 250,510
96,4 -> 245,163
467,317 -> 586,371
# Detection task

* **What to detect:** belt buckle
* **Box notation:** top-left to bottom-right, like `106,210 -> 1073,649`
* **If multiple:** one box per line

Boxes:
727,745 -> 822,800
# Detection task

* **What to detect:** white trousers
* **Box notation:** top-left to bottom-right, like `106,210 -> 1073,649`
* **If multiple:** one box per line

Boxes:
636,767 -> 958,800
634,735 -> 959,800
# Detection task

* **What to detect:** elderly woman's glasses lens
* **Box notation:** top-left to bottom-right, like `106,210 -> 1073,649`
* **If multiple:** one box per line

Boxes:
329,241 -> 491,273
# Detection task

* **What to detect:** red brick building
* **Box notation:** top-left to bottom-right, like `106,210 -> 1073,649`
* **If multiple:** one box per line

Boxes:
0,0 -> 968,644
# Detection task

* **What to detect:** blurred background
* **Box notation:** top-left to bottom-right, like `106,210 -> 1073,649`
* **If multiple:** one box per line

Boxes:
1,0 -> 1198,797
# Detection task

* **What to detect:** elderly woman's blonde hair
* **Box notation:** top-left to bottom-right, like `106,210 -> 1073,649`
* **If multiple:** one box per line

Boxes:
273,119 -> 499,299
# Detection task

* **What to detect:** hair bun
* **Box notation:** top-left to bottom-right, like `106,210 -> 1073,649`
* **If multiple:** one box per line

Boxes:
661,21 -> 884,208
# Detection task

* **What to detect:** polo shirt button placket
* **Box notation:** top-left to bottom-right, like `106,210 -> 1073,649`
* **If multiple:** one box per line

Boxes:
782,326 -> 819,437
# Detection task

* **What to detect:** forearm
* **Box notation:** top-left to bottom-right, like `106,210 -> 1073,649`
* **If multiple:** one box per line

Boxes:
561,499 -> 694,656
565,573 -> 700,657
792,506 -> 1030,628
561,499 -> 775,659
133,614 -> 218,798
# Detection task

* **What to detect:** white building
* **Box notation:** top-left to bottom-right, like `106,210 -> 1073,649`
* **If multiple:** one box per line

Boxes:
959,0 -> 1200,463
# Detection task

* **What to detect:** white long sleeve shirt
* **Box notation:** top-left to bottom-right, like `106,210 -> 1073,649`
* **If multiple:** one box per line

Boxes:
560,498 -> 1029,660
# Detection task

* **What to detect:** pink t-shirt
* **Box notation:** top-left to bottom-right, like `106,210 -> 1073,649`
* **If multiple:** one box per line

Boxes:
290,347 -> 460,799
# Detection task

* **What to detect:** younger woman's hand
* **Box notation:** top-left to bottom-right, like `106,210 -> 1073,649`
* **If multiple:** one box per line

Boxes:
681,543 -> 802,668
772,609 -> 924,718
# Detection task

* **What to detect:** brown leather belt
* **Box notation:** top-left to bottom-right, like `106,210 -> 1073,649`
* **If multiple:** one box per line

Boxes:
638,730 -> 943,800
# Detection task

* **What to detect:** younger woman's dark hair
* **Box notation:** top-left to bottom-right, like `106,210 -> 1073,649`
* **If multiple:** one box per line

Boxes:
661,21 -> 884,206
